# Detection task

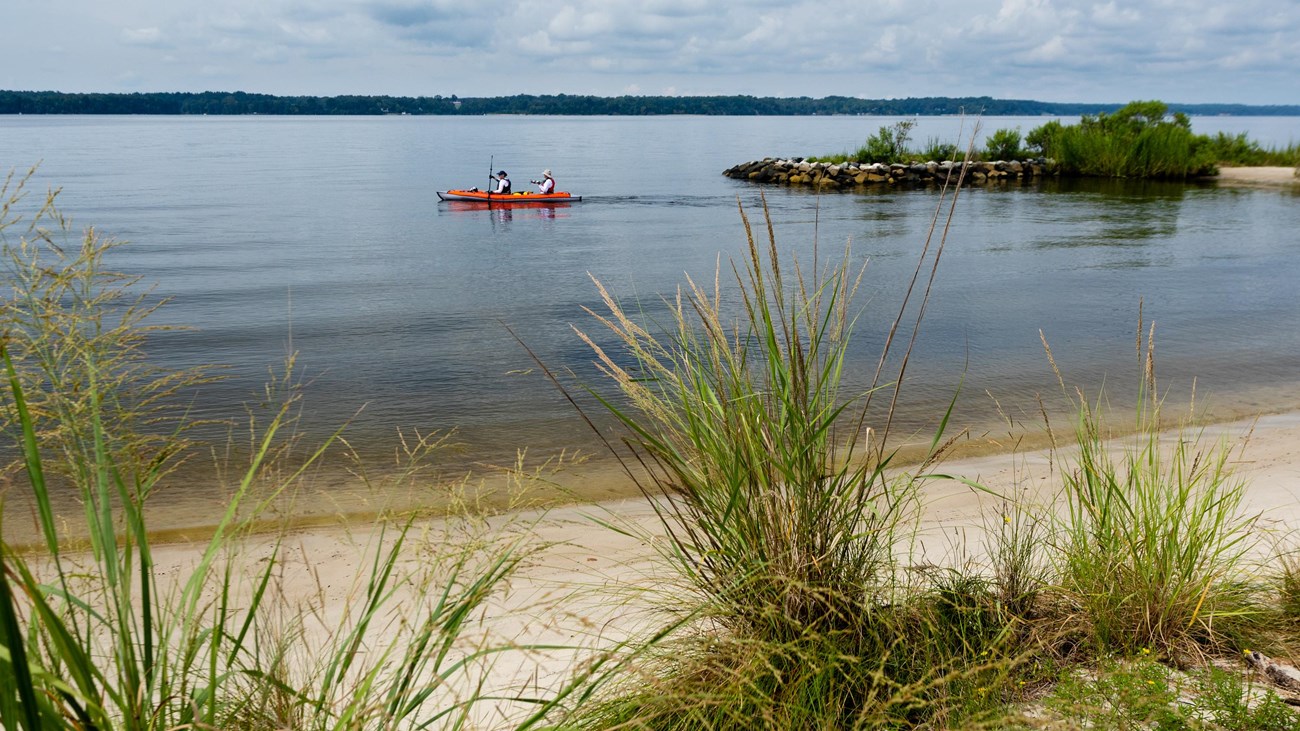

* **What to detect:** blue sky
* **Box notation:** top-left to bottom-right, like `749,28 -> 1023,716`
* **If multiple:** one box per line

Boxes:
4,0 -> 1298,104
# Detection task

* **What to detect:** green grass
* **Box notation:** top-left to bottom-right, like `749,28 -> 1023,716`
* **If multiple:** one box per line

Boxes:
1200,132 -> 1300,167
1037,327 -> 1264,659
1026,657 -> 1300,730
557,189 -> 1299,725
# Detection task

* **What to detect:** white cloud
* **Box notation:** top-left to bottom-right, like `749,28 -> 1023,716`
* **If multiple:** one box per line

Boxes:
0,0 -> 1297,102
121,27 -> 165,46
1024,35 -> 1068,63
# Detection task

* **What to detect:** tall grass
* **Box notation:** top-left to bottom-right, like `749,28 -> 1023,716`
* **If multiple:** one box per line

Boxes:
1043,327 -> 1263,659
575,216 -> 903,639
555,139 -> 1041,725
1025,100 -> 1218,178
0,170 -> 587,730
1027,108 -> 1300,175
1200,132 -> 1300,167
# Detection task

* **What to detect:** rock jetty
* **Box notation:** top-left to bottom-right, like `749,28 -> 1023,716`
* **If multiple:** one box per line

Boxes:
723,158 -> 1055,188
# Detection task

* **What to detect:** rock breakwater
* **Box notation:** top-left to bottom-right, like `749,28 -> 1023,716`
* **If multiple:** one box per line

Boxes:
723,158 -> 1055,188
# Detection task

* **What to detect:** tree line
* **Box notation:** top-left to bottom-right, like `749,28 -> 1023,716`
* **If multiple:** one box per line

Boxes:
2,90 -> 1297,116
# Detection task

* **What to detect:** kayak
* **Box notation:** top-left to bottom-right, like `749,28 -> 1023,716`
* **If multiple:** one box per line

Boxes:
437,189 -> 582,203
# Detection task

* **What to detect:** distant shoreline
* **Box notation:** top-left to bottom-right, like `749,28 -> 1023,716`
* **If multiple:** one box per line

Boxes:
3,90 -> 1299,117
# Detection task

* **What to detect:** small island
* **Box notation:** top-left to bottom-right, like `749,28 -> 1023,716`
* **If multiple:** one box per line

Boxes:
725,100 -> 1299,188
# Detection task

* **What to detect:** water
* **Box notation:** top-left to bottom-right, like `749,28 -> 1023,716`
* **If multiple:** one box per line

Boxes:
2,115 -> 1299,523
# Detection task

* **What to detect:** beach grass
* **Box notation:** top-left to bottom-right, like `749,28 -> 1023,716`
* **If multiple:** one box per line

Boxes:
8,162 -> 1300,728
556,157 -> 1054,726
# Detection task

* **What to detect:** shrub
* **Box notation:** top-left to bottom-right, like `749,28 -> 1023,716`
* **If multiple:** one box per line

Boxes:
852,119 -> 918,163
1026,101 -> 1217,178
921,135 -> 961,162
1025,119 -> 1063,157
982,127 -> 1024,160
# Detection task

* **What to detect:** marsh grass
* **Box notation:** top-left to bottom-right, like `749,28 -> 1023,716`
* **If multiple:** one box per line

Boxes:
1201,132 -> 1300,168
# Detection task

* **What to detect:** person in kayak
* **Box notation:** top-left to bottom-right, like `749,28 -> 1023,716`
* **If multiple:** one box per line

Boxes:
531,169 -> 555,194
492,170 -> 512,194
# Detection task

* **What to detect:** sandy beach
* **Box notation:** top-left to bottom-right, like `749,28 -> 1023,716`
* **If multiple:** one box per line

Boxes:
1213,166 -> 1300,188
131,409 -> 1300,724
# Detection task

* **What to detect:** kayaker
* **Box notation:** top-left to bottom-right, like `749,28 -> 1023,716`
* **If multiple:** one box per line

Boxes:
531,169 -> 555,194
492,170 -> 512,194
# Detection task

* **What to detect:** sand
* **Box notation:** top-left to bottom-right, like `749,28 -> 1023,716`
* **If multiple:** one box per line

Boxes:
1213,166 -> 1300,188
123,410 -> 1300,724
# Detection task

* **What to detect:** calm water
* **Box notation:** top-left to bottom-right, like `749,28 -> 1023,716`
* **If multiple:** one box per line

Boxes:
2,115 -> 1299,516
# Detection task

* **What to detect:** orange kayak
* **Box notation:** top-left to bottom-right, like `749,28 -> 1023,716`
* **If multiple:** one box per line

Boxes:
437,189 -> 582,203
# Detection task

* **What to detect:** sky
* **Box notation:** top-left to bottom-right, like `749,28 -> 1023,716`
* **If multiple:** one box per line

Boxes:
4,0 -> 1299,104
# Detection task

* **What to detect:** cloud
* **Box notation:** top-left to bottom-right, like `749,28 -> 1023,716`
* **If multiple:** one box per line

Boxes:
121,27 -> 166,47
1024,35 -> 1068,63
1,0 -> 1297,102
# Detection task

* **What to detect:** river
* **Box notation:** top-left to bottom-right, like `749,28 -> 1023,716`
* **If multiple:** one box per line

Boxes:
1,114 -> 1298,527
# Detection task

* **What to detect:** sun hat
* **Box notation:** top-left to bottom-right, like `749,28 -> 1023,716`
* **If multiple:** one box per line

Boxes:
497,170 -> 507,176
542,169 -> 552,176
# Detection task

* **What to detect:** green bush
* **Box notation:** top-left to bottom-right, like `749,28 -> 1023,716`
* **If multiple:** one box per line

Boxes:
982,127 -> 1024,160
1025,101 -> 1218,178
1201,132 -> 1300,167
921,135 -> 961,162
1025,119 -> 1063,157
852,119 -> 917,163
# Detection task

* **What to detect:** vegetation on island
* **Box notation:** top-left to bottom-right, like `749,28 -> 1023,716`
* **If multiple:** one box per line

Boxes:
6,164 -> 1300,730
3,89 -> 1300,117
811,100 -> 1300,178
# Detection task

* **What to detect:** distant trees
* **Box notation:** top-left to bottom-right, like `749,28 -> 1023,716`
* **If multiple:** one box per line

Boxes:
3,90 -> 1297,117
0,90 -> 460,115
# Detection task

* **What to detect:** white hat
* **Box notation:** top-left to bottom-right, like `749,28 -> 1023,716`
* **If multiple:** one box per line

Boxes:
542,169 -> 552,177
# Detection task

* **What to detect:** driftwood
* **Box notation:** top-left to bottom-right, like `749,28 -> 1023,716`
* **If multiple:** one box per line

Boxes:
1244,650 -> 1300,704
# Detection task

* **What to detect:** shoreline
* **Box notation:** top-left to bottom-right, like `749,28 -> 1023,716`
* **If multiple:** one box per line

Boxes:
131,407 -> 1300,722
1212,165 -> 1300,188
7,390 -> 1300,549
